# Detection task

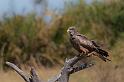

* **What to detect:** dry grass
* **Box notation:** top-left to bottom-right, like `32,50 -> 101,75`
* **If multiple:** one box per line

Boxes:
0,67 -> 60,82
0,62 -> 124,82
70,62 -> 124,82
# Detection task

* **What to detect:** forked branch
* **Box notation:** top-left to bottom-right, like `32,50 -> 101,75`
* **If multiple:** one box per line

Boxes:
6,54 -> 95,82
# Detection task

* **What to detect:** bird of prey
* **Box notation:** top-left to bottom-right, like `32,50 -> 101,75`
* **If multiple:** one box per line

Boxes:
67,26 -> 110,62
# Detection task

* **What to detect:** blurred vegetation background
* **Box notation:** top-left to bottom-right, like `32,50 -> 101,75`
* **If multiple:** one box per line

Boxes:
0,0 -> 124,72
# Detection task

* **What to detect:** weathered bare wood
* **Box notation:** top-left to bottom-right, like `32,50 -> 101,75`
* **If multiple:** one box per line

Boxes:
57,55 -> 83,82
6,62 -> 43,82
48,54 -> 94,82
6,54 -> 95,82
69,62 -> 94,74
6,62 -> 30,82
30,67 -> 43,82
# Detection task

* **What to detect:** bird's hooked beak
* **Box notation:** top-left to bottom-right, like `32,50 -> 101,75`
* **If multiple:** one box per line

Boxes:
67,29 -> 70,33
67,26 -> 76,35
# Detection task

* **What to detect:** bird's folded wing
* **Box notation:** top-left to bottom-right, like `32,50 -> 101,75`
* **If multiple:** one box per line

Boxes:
91,40 -> 100,48
76,34 -> 95,48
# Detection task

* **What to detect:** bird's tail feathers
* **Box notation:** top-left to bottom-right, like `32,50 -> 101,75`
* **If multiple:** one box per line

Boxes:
95,48 -> 111,62
98,54 -> 111,62
96,48 -> 109,57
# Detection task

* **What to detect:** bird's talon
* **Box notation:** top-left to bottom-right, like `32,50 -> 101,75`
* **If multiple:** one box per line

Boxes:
86,53 -> 92,57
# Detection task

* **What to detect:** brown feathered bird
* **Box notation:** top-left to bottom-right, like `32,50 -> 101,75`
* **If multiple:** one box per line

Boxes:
67,26 -> 110,62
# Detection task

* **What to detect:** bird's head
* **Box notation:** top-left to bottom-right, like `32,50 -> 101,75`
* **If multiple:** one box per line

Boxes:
67,26 -> 77,36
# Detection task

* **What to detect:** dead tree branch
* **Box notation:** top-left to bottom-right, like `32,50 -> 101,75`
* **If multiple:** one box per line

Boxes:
48,54 -> 94,82
6,62 -> 43,82
6,62 -> 30,82
6,54 -> 95,82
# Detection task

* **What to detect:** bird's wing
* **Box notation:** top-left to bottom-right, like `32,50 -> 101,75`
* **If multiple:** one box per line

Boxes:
76,34 -> 95,48
91,40 -> 100,48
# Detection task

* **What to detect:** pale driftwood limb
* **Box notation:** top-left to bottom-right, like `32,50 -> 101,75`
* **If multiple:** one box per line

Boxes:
56,55 -> 84,82
6,54 -> 95,82
69,62 -> 94,74
6,62 -> 30,82
48,54 -> 95,82
30,67 -> 43,82
6,62 -> 43,82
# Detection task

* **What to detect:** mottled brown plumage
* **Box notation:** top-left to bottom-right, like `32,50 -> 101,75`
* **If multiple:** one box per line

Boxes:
67,26 -> 110,62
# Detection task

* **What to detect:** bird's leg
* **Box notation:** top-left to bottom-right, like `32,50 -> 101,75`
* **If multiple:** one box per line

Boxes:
81,51 -> 88,57
87,52 -> 95,57
92,52 -> 98,57
84,51 -> 88,56
87,53 -> 92,57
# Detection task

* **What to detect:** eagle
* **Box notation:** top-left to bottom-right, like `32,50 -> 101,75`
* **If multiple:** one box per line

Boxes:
67,26 -> 110,62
